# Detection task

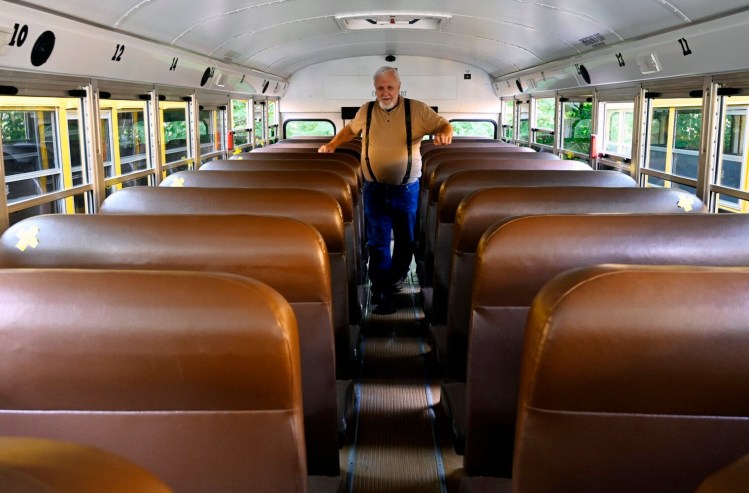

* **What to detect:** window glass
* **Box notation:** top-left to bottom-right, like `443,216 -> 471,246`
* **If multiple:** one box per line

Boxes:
601,102 -> 634,157
2,102 -> 62,204
517,102 -> 530,142
502,100 -> 514,140
672,108 -> 701,180
533,98 -> 555,146
644,99 -> 702,189
450,120 -> 496,138
561,101 -> 592,155
116,106 -> 149,174
231,99 -> 252,149
254,102 -> 265,144
232,99 -> 250,129
284,120 -> 335,137
199,109 -> 222,153
160,103 -> 189,164
716,96 -> 749,212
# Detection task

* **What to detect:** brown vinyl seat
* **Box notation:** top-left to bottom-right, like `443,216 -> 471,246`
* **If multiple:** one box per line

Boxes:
438,185 -> 700,378
233,150 -> 361,171
0,269 -> 307,493
420,144 -> 526,165
159,169 -> 362,326
200,158 -> 366,281
253,142 -> 360,159
439,186 -> 704,455
0,436 -> 172,493
696,454 -> 749,493
419,159 -> 589,291
419,167 -> 637,291
462,214 -> 749,481
417,153 -> 562,273
0,213 -> 341,479
462,265 -> 749,493
100,185 -> 356,381
421,147 -> 542,184
202,158 -> 361,191
421,149 -> 555,187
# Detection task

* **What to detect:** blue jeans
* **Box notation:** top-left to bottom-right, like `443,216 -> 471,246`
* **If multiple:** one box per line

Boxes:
363,180 -> 420,294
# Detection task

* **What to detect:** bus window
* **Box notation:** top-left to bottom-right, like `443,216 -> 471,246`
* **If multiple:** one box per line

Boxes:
533,98 -> 555,147
283,119 -> 335,138
268,100 -> 279,143
116,106 -> 149,174
644,99 -> 702,191
646,107 -> 669,186
561,100 -> 592,156
1,95 -> 92,224
716,98 -> 749,212
2,102 -> 60,216
2,107 -> 60,194
199,108 -> 225,164
231,99 -> 252,149
97,100 -> 153,197
66,115 -> 85,187
449,119 -> 497,139
601,102 -> 634,157
254,102 -> 265,146
160,102 -> 190,167
517,101 -> 530,143
673,108 -> 701,180
100,113 -> 114,178
501,100 -> 514,141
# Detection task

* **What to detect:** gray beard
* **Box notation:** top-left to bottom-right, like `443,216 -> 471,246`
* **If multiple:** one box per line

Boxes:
378,100 -> 396,111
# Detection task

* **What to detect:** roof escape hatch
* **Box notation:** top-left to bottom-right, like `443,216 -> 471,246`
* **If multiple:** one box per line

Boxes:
335,13 -> 451,31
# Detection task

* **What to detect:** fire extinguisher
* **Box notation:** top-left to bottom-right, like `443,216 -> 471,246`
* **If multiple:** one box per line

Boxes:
589,133 -> 598,160
227,131 -> 234,151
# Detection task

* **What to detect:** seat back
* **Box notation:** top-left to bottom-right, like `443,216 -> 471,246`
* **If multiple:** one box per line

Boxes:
441,186 -> 704,380
0,269 -> 306,493
235,151 -> 360,170
419,153 -> 555,234
0,436 -> 172,493
254,143 -> 360,159
159,170 -> 362,325
200,159 -> 364,278
0,213 -> 339,476
695,454 -> 749,493
420,159 -> 588,288
101,185 -> 355,378
201,158 -> 360,191
420,145 -> 530,166
465,213 -> 749,478
428,167 -> 636,258
515,265 -> 749,493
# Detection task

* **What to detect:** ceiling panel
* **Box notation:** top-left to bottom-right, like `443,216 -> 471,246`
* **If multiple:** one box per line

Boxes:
12,0 -> 749,79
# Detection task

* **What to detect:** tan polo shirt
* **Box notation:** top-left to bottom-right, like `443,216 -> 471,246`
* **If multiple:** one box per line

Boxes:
349,97 -> 448,185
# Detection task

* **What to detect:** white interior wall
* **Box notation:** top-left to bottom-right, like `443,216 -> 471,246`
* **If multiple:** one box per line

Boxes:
280,56 -> 500,135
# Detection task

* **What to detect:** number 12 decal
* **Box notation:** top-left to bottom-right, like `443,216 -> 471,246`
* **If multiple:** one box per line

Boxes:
112,43 -> 125,61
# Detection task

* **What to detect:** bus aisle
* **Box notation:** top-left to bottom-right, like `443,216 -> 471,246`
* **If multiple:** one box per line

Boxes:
343,265 -> 462,493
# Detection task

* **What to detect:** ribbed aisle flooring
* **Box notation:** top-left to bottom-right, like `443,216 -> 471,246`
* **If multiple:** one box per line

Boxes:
344,270 -> 459,493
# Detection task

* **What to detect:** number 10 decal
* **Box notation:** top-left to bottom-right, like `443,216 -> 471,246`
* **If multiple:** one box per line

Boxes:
9,23 -> 29,47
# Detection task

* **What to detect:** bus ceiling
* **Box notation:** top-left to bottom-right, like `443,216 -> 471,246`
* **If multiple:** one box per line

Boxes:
1,1 -> 749,97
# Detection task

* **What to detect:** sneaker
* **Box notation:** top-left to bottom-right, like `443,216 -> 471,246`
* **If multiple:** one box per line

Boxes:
371,290 -> 388,305
372,299 -> 397,315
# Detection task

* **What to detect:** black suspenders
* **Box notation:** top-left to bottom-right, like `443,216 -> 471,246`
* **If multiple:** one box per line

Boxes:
364,98 -> 412,185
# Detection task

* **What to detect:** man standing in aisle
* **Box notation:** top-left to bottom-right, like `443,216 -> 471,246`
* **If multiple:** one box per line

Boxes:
319,66 -> 453,314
